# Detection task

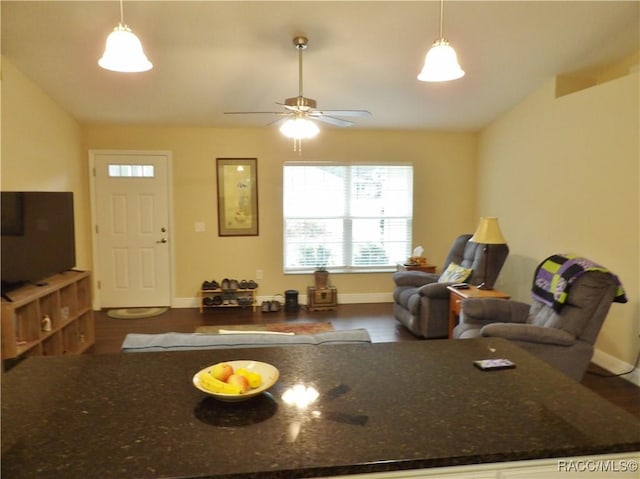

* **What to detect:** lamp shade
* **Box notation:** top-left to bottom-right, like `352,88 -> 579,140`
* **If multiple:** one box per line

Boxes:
279,117 -> 320,140
470,217 -> 507,244
417,39 -> 465,82
99,23 -> 152,73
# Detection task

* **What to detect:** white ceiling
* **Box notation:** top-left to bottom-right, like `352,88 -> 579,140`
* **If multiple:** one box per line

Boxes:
2,1 -> 639,131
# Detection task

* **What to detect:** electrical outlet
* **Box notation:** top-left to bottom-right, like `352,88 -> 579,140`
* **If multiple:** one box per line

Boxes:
256,269 -> 263,280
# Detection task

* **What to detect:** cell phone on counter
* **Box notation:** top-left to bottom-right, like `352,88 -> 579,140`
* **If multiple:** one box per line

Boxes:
473,359 -> 516,370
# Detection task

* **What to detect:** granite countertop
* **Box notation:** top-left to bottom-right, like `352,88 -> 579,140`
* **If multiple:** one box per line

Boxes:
2,338 -> 639,478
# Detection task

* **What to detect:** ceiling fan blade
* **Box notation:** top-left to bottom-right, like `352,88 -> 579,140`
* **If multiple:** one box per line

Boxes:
315,110 -> 372,118
313,115 -> 354,127
224,111 -> 284,115
267,117 -> 291,127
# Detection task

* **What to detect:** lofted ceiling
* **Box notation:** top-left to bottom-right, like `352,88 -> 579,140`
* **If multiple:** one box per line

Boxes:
2,1 -> 639,131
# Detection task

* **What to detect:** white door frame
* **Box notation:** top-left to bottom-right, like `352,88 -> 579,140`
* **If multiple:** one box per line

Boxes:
88,150 -> 175,310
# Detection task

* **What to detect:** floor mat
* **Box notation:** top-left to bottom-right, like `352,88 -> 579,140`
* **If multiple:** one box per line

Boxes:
106,307 -> 169,319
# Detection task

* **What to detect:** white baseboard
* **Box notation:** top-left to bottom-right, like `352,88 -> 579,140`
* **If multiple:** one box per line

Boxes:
591,348 -> 640,386
172,292 -> 394,309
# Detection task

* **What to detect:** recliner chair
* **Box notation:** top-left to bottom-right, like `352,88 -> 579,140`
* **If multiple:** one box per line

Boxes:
392,234 -> 509,338
453,255 -> 627,381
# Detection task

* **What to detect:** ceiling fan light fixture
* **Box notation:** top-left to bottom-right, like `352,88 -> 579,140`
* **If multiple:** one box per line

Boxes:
99,0 -> 152,73
417,38 -> 464,82
279,117 -> 320,140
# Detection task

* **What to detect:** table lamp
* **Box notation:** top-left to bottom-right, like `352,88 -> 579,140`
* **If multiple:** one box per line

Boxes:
470,217 -> 507,290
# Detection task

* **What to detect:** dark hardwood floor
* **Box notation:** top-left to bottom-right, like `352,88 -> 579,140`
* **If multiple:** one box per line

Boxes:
93,303 -> 640,418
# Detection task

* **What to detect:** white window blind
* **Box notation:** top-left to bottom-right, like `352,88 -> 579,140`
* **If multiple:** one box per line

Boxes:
283,164 -> 413,273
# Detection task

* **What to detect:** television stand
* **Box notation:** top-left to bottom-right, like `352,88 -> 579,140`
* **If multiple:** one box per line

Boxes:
1,270 -> 94,361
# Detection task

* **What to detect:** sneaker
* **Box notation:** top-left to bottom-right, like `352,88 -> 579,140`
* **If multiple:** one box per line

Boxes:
247,280 -> 258,289
239,280 -> 249,289
229,279 -> 239,290
210,280 -> 219,290
269,300 -> 281,312
261,301 -> 271,312
221,278 -> 230,291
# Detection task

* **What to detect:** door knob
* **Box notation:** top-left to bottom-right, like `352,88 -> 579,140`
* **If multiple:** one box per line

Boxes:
156,238 -> 168,244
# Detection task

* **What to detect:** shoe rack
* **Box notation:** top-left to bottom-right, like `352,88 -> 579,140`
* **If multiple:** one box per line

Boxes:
1,270 -> 95,360
199,279 -> 258,312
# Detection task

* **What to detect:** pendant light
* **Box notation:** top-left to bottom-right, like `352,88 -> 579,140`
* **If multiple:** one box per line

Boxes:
99,0 -> 152,73
417,0 -> 464,82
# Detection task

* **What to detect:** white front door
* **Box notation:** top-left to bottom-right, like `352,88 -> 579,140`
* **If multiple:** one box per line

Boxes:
91,151 -> 171,308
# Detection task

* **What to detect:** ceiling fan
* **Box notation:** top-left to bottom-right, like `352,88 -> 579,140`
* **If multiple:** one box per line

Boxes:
224,36 -> 372,132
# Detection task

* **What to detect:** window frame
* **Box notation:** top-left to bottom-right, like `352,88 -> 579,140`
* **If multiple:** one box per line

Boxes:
283,162 -> 413,274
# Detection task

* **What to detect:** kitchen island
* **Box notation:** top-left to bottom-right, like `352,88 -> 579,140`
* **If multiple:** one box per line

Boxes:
2,338 -> 639,478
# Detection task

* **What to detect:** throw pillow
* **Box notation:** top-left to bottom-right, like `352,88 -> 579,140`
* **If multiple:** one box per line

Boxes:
438,262 -> 472,283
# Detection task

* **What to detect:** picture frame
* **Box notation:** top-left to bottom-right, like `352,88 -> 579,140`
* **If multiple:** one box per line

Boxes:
216,158 -> 259,236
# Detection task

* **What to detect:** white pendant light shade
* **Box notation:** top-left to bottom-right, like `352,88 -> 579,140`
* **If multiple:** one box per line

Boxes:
417,0 -> 465,82
417,38 -> 464,82
279,117 -> 320,139
99,23 -> 152,72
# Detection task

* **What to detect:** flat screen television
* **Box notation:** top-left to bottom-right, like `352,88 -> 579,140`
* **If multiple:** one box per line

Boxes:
1,191 -> 76,292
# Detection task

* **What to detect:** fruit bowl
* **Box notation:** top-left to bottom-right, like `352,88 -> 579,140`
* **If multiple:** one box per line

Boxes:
193,360 -> 279,402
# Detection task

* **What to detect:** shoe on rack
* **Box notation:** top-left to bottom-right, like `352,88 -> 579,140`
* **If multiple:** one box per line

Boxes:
202,280 -> 212,290
238,296 -> 252,307
239,280 -> 249,289
221,278 -> 230,291
247,280 -> 258,289
212,295 -> 223,305
261,301 -> 271,313
210,280 -> 219,290
229,279 -> 239,290
203,296 -> 214,306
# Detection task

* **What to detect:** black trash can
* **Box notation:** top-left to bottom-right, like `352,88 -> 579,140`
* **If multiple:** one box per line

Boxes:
284,289 -> 299,313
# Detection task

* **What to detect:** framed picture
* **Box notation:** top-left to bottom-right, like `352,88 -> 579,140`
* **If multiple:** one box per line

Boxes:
216,158 -> 259,236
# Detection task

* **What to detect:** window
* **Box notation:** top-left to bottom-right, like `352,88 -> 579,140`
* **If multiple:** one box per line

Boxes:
108,164 -> 155,178
283,164 -> 413,273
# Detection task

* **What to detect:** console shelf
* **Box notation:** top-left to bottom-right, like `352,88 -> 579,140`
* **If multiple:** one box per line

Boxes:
1,270 -> 94,360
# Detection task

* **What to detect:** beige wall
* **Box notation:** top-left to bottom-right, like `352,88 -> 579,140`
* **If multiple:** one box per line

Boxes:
82,126 -> 478,302
477,72 -> 640,366
0,58 -> 92,271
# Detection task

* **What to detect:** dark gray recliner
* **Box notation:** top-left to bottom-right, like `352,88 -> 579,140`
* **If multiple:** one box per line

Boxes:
392,234 -> 509,338
453,266 -> 624,381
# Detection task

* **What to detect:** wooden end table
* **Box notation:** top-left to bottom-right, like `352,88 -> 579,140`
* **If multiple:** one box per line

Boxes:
397,263 -> 437,274
447,285 -> 511,338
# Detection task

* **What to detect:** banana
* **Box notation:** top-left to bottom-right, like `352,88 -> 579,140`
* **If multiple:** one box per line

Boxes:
198,371 -> 243,394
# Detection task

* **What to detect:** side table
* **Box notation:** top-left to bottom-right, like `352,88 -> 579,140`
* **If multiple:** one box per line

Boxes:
397,263 -> 437,274
307,286 -> 338,311
447,286 -> 510,338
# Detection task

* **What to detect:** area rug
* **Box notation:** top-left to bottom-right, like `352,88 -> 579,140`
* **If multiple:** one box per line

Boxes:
195,322 -> 334,335
106,307 -> 169,320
